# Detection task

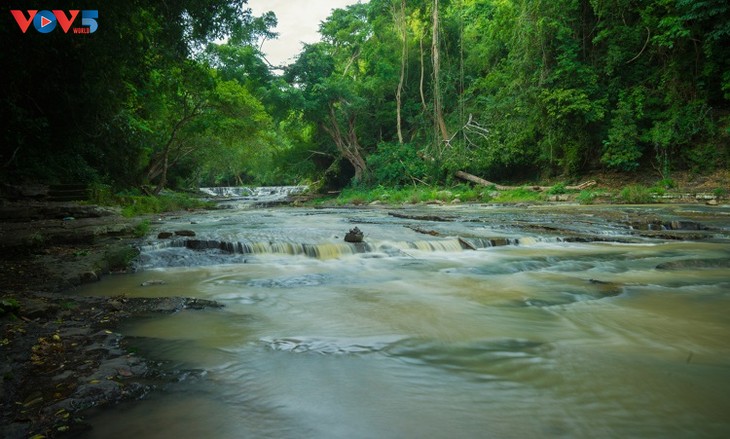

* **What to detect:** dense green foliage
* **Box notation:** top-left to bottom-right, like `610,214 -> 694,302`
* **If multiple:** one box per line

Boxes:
2,0 -> 284,190
2,1 -> 728,191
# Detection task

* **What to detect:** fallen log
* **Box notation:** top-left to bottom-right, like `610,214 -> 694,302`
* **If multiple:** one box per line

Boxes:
455,171 -> 596,192
570,180 -> 598,190
454,171 -> 512,190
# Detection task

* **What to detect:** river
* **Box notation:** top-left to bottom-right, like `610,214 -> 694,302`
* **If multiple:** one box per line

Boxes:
76,201 -> 730,438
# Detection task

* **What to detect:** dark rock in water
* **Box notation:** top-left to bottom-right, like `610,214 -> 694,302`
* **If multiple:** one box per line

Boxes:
664,220 -> 705,231
344,227 -> 364,243
141,280 -> 166,287
174,230 -> 196,237
157,232 -> 173,239
588,279 -> 623,297
589,278 -> 610,284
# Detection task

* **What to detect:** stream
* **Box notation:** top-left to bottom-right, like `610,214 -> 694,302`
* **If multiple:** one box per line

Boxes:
76,200 -> 730,438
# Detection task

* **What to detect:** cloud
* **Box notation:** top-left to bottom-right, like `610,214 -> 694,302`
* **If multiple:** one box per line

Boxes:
247,0 -> 364,66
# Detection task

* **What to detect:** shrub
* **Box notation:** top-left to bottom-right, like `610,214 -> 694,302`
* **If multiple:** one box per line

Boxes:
655,178 -> 676,189
576,190 -> 597,204
133,220 -> 151,238
103,246 -> 140,272
547,183 -> 567,195
618,185 -> 654,204
87,182 -> 116,205
0,298 -> 21,317
367,142 -> 429,187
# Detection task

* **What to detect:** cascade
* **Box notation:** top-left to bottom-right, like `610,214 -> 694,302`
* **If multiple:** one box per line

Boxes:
199,185 -> 308,207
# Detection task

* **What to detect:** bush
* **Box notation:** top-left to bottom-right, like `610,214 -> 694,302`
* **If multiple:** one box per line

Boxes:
133,220 -> 151,238
576,190 -> 597,204
0,298 -> 21,317
547,183 -> 567,195
103,246 -> 140,272
367,142 -> 429,187
655,178 -> 676,189
87,182 -> 116,205
713,187 -> 728,198
618,185 -> 654,204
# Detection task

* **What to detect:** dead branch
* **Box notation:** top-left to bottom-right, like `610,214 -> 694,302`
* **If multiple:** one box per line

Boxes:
454,171 -> 513,190
455,170 -> 596,192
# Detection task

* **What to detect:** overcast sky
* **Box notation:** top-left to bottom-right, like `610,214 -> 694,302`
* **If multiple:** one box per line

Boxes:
247,0 -> 365,67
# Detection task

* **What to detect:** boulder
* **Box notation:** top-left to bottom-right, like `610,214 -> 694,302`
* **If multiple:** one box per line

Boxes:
344,227 -> 364,243
174,230 -> 196,237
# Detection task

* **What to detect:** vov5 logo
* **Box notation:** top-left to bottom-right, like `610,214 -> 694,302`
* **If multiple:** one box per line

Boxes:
11,10 -> 98,34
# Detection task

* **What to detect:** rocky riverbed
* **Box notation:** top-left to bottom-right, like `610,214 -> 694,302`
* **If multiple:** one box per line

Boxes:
0,201 -> 222,438
2,192 -> 728,438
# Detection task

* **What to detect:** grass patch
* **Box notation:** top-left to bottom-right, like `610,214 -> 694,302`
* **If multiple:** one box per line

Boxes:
492,187 -> 543,203
60,301 -> 78,310
546,183 -> 567,195
618,185 -> 655,204
0,298 -> 21,317
713,187 -> 728,198
576,190 -> 599,204
103,246 -> 140,272
87,185 -> 213,217
133,219 -> 151,238
120,193 -> 212,217
23,232 -> 45,248
333,185 -> 495,206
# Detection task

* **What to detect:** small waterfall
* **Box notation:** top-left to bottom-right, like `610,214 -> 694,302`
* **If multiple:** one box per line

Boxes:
198,187 -> 255,198
138,235 -> 558,269
199,185 -> 308,207
139,234 -> 566,265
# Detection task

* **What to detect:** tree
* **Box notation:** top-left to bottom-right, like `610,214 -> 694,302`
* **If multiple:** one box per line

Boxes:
1,0 -> 255,187
285,4 -> 376,183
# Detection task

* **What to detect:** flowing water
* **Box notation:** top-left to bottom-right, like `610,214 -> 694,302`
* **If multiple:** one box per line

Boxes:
77,201 -> 730,438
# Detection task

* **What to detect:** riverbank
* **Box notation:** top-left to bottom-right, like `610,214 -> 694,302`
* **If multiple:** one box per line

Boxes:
0,202 -> 222,438
322,170 -> 729,207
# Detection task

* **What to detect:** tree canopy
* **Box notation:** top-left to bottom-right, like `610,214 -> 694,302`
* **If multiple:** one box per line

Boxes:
2,0 -> 728,191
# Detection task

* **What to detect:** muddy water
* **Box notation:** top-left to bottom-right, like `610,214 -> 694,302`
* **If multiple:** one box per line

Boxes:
78,205 -> 730,438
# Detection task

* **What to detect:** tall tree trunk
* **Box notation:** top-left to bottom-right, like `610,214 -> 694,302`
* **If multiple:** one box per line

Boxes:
419,35 -> 427,112
346,115 -> 368,181
154,147 -> 169,195
322,104 -> 368,182
395,0 -> 407,144
146,100 -> 204,194
432,0 -> 449,146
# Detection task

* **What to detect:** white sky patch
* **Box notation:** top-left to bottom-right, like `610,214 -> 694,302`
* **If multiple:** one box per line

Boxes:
247,0 -> 365,67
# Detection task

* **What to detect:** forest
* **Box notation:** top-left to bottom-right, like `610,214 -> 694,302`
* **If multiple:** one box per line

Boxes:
2,0 -> 729,193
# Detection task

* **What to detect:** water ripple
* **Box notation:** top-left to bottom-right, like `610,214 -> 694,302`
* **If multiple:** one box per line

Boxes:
258,335 -> 405,355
